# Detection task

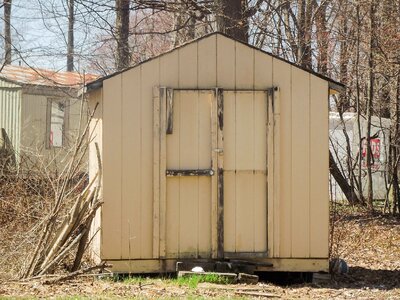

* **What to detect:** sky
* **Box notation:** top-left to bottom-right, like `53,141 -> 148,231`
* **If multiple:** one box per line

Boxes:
2,0 -> 114,73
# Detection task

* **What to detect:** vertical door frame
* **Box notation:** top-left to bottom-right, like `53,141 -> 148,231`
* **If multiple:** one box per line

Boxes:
153,87 -> 170,259
153,87 -> 160,259
215,88 -> 224,259
267,87 -> 280,258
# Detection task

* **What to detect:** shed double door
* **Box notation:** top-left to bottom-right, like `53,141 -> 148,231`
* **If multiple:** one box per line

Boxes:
153,88 -> 270,260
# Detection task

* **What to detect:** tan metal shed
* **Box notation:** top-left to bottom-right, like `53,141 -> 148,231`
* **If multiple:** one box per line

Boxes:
87,33 -> 343,274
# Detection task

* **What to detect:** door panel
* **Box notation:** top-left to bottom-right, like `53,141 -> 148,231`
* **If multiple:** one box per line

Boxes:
223,91 -> 268,255
165,91 -> 213,258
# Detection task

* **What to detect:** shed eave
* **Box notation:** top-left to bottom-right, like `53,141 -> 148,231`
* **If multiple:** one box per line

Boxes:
328,81 -> 345,95
86,80 -> 103,92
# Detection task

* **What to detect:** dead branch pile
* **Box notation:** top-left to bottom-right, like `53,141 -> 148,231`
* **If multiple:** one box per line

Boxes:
20,105 -> 102,279
0,99 -> 103,280
0,128 -> 16,176
21,151 -> 101,278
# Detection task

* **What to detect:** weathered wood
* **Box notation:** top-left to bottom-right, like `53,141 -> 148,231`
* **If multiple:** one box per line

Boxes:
166,88 -> 174,134
216,89 -> 224,259
159,87 -> 167,258
237,273 -> 259,284
217,89 -> 224,131
211,89 -> 219,258
254,258 -> 328,272
166,169 -> 214,177
152,87 -> 161,259
224,252 -> 269,259
267,88 -> 274,257
235,291 -> 279,298
272,87 -> 281,257
217,168 -> 224,258
312,272 -> 331,284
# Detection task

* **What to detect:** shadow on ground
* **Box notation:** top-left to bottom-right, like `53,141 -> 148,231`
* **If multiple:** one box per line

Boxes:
256,267 -> 400,291
332,267 -> 400,290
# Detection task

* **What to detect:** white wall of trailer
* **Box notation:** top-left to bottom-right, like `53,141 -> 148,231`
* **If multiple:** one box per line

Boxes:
329,112 -> 390,201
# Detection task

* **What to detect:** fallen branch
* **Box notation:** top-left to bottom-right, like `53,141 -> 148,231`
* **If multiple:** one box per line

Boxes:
235,291 -> 280,298
43,262 -> 110,284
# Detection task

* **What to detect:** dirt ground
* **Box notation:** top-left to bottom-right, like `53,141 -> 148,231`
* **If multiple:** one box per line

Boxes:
0,212 -> 399,299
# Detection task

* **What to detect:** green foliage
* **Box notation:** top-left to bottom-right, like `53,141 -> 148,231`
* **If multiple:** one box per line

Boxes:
115,273 -> 232,289
174,274 -> 231,289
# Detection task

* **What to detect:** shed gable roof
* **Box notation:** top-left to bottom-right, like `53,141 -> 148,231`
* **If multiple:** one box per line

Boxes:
87,32 -> 344,92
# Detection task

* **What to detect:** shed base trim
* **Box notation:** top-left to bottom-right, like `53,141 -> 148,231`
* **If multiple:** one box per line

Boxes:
104,258 -> 328,274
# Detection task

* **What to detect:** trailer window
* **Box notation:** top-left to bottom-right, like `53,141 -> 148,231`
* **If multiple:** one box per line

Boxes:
47,99 -> 69,148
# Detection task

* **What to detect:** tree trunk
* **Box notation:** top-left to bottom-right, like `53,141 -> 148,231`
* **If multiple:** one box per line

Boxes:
315,0 -> 328,75
355,3 -> 364,204
215,0 -> 248,42
365,0 -> 377,210
4,0 -> 12,65
329,150 -> 361,205
173,1 -> 196,47
67,0 -> 74,72
394,73 -> 400,215
297,0 -> 312,69
282,1 -> 299,60
115,0 -> 130,70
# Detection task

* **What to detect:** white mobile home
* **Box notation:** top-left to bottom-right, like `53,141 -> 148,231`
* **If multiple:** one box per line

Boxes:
329,112 -> 390,200
0,65 -> 96,170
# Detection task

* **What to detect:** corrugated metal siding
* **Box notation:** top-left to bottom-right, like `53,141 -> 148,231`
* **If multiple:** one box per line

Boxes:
0,79 -> 22,158
20,93 -> 47,151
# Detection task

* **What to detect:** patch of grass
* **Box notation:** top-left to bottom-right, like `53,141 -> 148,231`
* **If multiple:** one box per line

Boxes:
122,275 -> 149,284
174,274 -> 232,289
117,273 -> 233,289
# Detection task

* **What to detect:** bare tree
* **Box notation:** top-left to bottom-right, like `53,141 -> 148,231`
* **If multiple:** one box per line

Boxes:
297,0 -> 312,69
67,0 -> 74,71
365,0 -> 377,209
315,0 -> 328,75
3,0 -> 12,65
115,0 -> 130,70
215,0 -> 248,42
